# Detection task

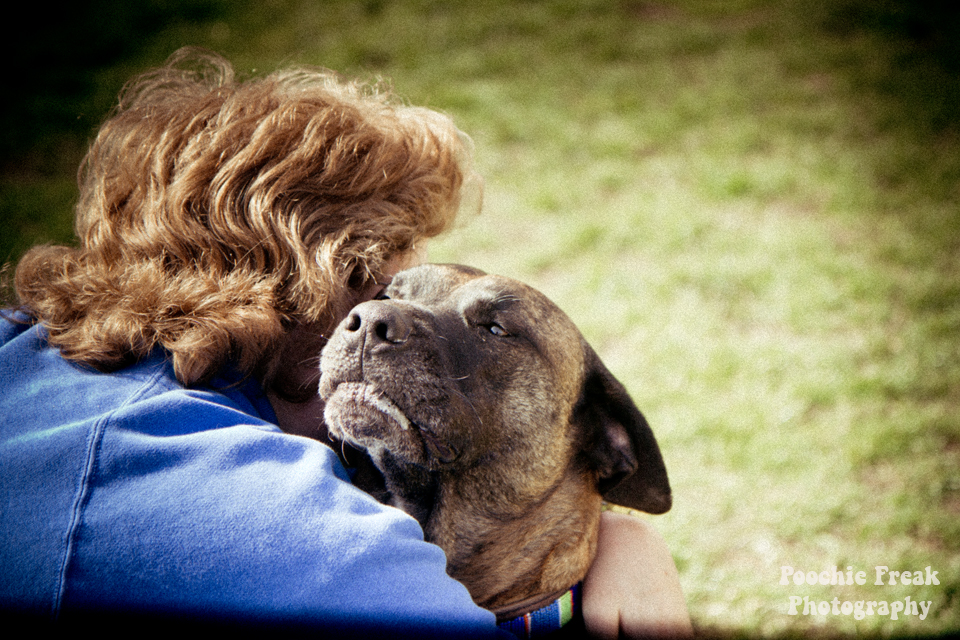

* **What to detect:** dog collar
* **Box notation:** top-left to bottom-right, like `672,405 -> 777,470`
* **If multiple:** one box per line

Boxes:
495,582 -> 581,639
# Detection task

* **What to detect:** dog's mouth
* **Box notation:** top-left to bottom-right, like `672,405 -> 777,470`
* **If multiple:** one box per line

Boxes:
323,381 -> 458,464
330,382 -> 411,431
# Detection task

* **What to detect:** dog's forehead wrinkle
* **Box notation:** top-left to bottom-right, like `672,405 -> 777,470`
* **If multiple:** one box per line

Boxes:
457,278 -> 528,312
390,263 -> 479,304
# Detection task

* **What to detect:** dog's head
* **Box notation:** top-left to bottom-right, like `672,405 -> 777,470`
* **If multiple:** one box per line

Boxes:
319,263 -> 670,606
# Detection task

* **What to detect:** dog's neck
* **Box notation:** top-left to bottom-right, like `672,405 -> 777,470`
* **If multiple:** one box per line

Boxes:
344,445 -> 439,526
347,446 -> 602,610
423,467 -> 602,610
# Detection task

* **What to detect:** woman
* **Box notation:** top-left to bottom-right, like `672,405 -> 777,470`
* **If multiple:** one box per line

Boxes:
0,49 -> 690,637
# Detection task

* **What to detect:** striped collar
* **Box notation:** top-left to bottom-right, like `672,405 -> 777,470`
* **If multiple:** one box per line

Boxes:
495,583 -> 582,639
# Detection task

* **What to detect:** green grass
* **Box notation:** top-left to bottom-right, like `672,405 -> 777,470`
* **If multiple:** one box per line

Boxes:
3,1 -> 959,636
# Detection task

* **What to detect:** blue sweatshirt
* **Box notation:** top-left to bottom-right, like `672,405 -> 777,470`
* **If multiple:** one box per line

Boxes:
0,314 -> 500,637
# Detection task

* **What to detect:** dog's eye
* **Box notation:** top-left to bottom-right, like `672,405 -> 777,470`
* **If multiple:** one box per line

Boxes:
486,323 -> 509,337
373,289 -> 390,301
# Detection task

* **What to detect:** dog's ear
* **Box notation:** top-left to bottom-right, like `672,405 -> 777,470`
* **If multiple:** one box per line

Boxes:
574,347 -> 671,514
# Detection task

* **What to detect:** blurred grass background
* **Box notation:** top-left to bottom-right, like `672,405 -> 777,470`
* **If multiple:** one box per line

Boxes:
2,0 -> 958,636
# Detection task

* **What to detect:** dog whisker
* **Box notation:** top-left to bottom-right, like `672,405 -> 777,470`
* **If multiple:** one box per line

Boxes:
298,352 -> 323,368
446,384 -> 483,427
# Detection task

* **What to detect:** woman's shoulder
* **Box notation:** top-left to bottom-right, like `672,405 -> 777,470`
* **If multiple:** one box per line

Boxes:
0,307 -> 277,433
0,308 -> 36,345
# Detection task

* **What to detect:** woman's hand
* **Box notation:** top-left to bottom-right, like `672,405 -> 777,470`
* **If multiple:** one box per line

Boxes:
582,510 -> 693,639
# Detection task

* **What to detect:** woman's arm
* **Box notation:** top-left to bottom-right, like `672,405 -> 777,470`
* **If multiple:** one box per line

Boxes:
582,511 -> 693,639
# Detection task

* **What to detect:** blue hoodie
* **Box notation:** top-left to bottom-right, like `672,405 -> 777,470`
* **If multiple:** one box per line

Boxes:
0,314 -> 500,637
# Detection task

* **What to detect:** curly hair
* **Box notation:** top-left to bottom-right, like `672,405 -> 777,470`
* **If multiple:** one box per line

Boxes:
13,48 -> 477,386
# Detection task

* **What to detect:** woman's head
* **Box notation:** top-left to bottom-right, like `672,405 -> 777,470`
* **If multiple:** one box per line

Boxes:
14,47 -> 478,386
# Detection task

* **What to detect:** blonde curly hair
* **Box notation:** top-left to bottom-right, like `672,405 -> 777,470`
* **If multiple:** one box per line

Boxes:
13,48 -> 476,387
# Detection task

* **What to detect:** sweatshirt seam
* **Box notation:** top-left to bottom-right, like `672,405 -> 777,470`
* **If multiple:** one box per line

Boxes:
52,364 -> 173,619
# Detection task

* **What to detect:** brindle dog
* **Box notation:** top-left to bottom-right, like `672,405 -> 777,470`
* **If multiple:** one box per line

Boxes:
319,264 -> 671,615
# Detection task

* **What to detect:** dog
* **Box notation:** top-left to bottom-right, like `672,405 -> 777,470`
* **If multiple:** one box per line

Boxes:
319,263 -> 671,619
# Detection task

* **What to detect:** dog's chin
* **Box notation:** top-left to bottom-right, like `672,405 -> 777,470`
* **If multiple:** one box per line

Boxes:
323,381 -> 459,466
323,382 -> 410,440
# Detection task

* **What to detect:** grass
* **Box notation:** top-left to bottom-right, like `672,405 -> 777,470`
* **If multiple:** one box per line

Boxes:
3,0 -> 959,636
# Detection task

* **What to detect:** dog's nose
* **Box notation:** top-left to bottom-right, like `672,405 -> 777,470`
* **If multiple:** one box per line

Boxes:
345,301 -> 412,346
